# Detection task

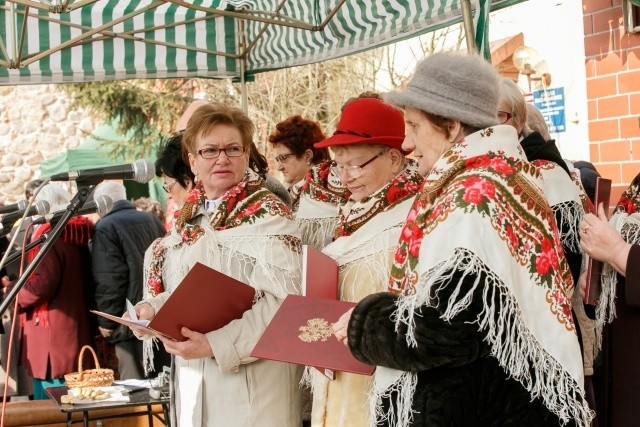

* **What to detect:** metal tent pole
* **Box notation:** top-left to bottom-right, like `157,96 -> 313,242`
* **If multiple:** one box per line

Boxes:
461,0 -> 478,54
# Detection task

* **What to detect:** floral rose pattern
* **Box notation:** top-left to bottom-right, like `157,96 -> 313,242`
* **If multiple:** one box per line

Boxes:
390,147 -> 575,331
146,238 -> 169,297
301,160 -> 350,205
146,171 -> 299,296
333,161 -> 424,238
616,172 -> 640,215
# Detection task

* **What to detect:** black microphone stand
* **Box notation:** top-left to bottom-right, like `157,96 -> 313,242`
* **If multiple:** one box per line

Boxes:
0,185 -> 94,317
1,234 -> 47,268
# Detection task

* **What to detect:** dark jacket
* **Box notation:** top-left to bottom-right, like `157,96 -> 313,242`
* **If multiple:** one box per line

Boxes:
601,244 -> 640,427
347,271 -> 568,427
18,217 -> 94,379
520,132 -> 570,175
92,200 -> 165,343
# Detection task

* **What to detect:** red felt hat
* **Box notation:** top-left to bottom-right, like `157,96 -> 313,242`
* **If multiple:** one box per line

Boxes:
314,98 -> 408,152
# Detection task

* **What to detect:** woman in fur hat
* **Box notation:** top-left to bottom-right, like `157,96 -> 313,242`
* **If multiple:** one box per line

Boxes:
332,53 -> 592,426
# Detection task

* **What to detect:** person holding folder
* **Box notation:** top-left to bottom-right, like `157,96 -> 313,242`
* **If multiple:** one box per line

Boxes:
131,103 -> 303,427
333,53 -> 592,426
307,97 -> 423,427
579,172 -> 640,426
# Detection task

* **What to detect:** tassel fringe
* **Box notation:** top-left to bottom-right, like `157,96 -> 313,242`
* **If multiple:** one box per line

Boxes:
553,200 -> 584,253
594,214 -> 640,351
370,369 -> 417,427
393,249 -> 593,427
297,217 -> 338,250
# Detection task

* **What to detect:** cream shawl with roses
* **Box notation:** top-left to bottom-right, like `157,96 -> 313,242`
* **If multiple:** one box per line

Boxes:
598,173 -> 640,329
375,126 -> 592,427
141,169 -> 302,427
309,160 -> 423,427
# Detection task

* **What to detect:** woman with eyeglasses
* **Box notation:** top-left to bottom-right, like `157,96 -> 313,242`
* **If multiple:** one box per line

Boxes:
331,53 -> 591,427
130,103 -> 303,427
268,115 -> 328,211
307,97 -> 423,427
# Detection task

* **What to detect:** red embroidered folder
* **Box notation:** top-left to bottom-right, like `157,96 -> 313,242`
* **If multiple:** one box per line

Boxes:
584,177 -> 613,306
302,245 -> 339,300
92,262 -> 255,341
251,294 -> 375,376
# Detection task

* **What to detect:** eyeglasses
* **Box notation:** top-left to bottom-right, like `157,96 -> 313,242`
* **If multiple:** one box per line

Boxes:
497,111 -> 513,124
330,151 -> 384,179
274,153 -> 295,163
162,180 -> 178,193
197,146 -> 246,159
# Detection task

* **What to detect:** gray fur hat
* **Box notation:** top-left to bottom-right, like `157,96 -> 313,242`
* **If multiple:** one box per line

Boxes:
385,52 -> 501,129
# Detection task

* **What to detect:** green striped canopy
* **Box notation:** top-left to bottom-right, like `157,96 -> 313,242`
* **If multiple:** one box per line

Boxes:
0,0 -> 524,84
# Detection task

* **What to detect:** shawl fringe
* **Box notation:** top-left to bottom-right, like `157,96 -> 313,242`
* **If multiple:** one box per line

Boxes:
296,216 -> 337,250
393,248 -> 593,427
370,369 -> 417,427
553,200 -> 584,253
594,212 -> 640,350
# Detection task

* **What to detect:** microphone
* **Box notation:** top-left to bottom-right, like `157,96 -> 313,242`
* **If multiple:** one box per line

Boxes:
49,159 -> 156,185
0,199 -> 29,214
0,200 -> 50,234
33,195 -> 114,225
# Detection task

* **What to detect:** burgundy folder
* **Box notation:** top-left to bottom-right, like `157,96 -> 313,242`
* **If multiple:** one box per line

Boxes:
251,294 -> 375,376
92,262 -> 256,341
302,245 -> 339,300
584,177 -> 612,306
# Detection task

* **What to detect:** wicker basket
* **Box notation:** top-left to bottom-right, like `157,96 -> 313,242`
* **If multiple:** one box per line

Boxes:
64,345 -> 114,389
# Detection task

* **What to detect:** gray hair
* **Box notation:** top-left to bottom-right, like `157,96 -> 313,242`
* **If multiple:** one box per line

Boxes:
35,183 -> 71,211
93,181 -> 127,206
525,103 -> 551,141
499,78 -> 528,135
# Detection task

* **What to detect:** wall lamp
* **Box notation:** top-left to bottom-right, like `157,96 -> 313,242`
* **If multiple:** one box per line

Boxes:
512,45 -> 552,93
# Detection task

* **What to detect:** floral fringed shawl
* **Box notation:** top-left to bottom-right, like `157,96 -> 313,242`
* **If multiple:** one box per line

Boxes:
307,160 -> 423,427
598,172 -> 640,328
141,169 -> 302,424
375,126 -> 592,427
144,169 -> 300,300
296,160 -> 349,249
532,159 -> 587,254
288,179 -> 305,212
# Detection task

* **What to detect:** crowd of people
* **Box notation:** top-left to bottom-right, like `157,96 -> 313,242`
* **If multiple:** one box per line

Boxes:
0,51 -> 637,427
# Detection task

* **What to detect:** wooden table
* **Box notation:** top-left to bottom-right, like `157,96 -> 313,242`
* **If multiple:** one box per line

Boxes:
45,386 -> 170,427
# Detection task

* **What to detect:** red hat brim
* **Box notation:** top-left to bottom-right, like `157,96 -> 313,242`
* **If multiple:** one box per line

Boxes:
314,133 -> 410,154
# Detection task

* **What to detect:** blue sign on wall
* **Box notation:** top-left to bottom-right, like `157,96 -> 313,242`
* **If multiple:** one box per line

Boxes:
532,87 -> 566,133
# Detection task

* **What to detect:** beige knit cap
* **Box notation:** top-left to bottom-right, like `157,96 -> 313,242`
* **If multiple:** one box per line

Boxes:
385,52 -> 502,129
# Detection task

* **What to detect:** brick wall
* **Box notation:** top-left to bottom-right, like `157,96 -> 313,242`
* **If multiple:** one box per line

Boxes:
584,0 -> 640,204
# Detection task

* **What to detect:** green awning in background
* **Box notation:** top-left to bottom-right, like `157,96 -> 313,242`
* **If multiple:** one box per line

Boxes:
40,122 -> 163,203
0,0 -> 527,85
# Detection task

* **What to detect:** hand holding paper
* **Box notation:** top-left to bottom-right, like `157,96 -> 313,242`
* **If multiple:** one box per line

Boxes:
123,299 -> 154,337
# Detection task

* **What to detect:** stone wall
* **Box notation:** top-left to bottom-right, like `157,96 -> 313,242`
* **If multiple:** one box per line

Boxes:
0,85 -> 99,203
